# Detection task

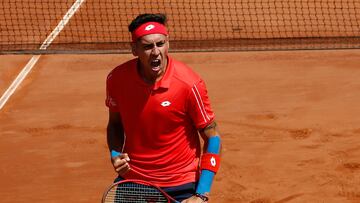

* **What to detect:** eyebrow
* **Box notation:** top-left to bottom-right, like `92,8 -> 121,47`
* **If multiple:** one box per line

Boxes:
140,40 -> 166,48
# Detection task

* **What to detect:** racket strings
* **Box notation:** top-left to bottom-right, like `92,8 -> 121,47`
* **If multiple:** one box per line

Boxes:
104,182 -> 169,203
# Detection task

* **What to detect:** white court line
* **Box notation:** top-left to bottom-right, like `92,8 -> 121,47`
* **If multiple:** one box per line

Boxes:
0,0 -> 86,110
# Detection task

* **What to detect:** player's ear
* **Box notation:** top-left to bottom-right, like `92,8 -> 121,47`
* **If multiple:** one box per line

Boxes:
130,42 -> 138,56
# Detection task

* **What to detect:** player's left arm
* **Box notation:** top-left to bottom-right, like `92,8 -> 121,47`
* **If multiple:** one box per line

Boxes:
182,122 -> 222,203
198,122 -> 222,200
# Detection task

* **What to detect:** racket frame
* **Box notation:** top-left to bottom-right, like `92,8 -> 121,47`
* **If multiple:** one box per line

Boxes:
101,179 -> 180,203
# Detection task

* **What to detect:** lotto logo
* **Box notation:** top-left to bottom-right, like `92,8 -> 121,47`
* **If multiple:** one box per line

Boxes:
161,101 -> 171,107
210,156 -> 216,167
145,24 -> 155,31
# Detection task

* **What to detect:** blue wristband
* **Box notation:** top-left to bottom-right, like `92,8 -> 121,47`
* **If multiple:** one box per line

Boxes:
111,150 -> 122,158
207,136 -> 221,154
196,136 -> 221,195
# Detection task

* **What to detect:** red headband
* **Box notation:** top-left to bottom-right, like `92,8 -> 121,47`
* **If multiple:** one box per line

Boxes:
131,22 -> 168,42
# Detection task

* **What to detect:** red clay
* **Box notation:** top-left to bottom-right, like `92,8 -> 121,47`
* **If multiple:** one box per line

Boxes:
1,50 -> 360,202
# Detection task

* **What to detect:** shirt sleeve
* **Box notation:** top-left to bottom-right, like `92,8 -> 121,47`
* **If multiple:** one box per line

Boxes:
187,79 -> 215,130
105,73 -> 118,112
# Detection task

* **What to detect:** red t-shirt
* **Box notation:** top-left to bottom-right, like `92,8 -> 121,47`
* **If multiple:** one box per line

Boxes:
105,56 -> 215,187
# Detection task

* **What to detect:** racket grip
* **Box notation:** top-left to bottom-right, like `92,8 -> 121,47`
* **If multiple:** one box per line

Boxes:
111,150 -> 121,158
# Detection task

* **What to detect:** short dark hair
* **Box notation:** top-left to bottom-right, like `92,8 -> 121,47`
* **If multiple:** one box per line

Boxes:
128,13 -> 167,32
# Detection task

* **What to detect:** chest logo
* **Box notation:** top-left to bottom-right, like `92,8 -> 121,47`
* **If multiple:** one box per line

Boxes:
161,101 -> 171,107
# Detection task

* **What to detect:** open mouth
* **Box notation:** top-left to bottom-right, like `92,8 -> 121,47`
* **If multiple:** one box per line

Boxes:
151,59 -> 161,71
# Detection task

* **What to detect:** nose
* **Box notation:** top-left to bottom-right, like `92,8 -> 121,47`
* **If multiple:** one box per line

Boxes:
151,44 -> 160,55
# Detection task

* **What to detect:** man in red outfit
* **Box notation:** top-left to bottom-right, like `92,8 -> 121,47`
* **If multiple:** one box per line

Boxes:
105,13 -> 222,202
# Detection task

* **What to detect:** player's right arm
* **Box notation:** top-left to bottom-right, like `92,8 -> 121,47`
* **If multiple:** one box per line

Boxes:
107,110 -> 131,176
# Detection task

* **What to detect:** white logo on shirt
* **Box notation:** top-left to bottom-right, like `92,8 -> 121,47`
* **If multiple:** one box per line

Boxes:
145,24 -> 155,31
161,101 -> 171,107
211,156 -> 216,167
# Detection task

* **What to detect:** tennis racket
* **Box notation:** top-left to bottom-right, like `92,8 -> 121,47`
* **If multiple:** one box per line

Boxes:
102,179 -> 180,203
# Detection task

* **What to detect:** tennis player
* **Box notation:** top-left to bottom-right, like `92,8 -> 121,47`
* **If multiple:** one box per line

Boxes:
105,13 -> 222,203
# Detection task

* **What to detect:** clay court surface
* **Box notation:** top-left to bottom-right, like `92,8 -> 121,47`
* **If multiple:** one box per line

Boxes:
0,49 -> 359,203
